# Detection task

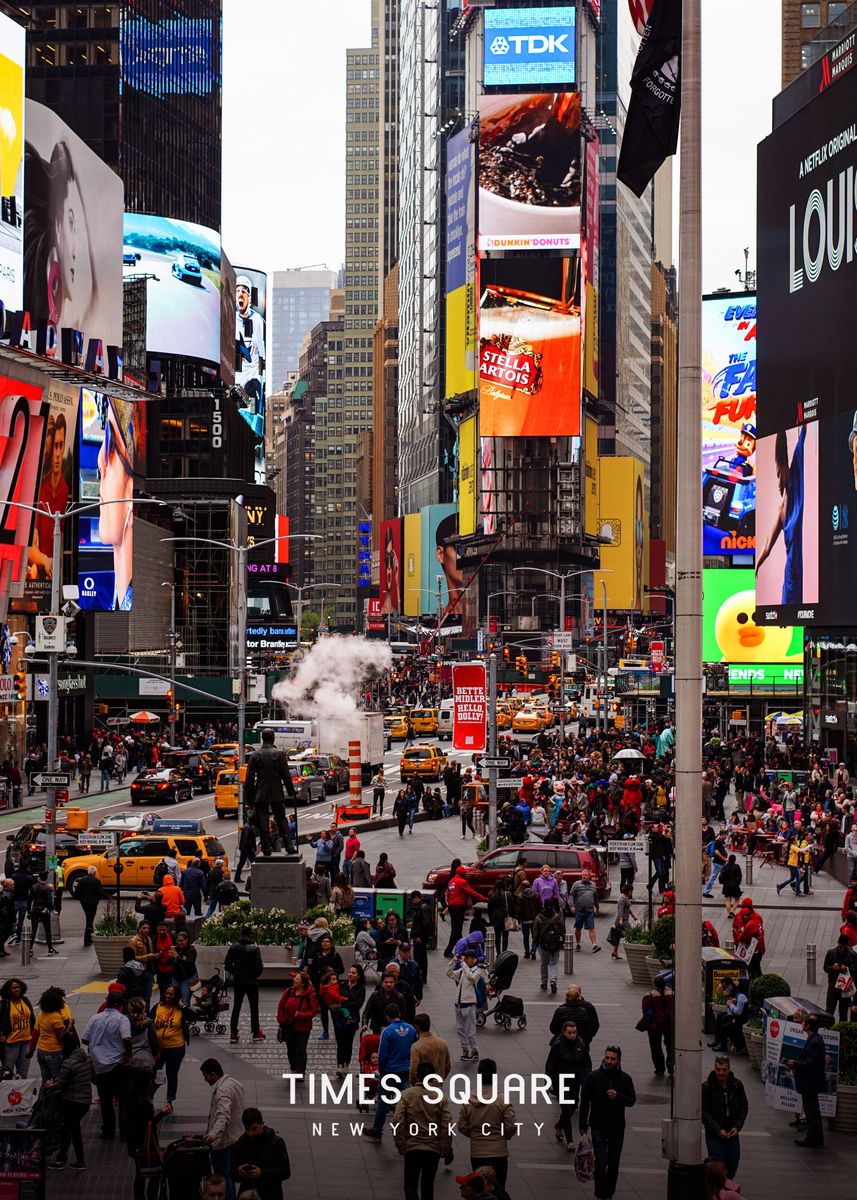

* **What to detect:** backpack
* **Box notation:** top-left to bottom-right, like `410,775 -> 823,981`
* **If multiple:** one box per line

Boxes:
217,880 -> 239,906
474,975 -> 488,1007
153,860 -> 169,888
540,921 -> 563,952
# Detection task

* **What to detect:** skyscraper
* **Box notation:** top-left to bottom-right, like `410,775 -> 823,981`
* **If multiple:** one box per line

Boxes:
270,268 -> 340,394
781,0 -> 850,85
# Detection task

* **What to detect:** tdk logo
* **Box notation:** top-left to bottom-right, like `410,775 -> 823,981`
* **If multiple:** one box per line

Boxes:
484,8 -> 577,86
489,33 -> 571,56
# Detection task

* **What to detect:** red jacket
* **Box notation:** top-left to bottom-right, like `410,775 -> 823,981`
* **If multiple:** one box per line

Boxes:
446,869 -> 482,909
733,908 -> 765,954
842,885 -> 857,921
841,919 -> 857,949
277,987 -> 319,1032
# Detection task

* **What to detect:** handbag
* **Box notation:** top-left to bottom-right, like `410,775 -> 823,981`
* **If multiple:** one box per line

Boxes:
574,1133 -> 595,1182
504,916 -> 520,932
607,925 -> 622,947
135,1121 -> 163,1178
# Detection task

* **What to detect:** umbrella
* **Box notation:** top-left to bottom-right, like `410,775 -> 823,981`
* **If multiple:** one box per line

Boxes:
612,747 -> 645,760
128,710 -> 161,723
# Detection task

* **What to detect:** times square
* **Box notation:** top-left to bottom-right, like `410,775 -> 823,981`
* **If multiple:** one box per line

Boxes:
0,1 -> 856,1199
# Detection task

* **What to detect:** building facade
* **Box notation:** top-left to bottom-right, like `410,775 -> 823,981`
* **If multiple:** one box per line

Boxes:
781,0 -> 851,85
269,269 -> 339,395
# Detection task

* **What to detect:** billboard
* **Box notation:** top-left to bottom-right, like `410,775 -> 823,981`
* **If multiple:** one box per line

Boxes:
403,512 -> 422,617
483,7 -> 576,88
755,423 -> 819,614
0,374 -> 47,603
120,14 -> 220,98
702,293 -> 757,556
479,92 -> 581,252
445,128 -> 477,398
583,414 -> 599,537
583,135 -> 600,400
219,249 -> 236,390
458,416 -> 477,537
24,381 -> 79,607
77,390 -> 143,611
0,13 -> 24,314
452,662 -> 487,752
479,256 -> 581,436
421,504 -> 477,637
379,517 -> 403,615
594,457 -> 648,611
24,101 -> 124,353
123,213 -> 221,367
234,265 -> 266,483
703,568 -> 802,667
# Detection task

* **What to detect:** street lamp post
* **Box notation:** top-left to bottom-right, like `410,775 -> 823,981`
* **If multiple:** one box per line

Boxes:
161,582 -> 179,728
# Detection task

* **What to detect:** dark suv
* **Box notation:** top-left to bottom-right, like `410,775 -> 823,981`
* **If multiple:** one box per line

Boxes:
159,749 -> 214,792
423,842 -> 611,900
5,825 -> 93,872
297,754 -> 350,794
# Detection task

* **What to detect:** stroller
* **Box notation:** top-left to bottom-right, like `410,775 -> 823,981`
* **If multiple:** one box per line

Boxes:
162,1136 -> 212,1199
475,950 -> 527,1031
189,970 -> 229,1036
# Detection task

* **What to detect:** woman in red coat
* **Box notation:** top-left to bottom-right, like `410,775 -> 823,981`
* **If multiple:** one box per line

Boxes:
732,898 -> 765,978
277,971 -> 319,1075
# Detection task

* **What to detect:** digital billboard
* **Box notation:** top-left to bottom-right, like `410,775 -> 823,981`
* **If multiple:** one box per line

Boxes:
703,568 -> 802,665
445,128 -> 477,398
458,416 -> 477,537
24,381 -> 79,607
120,15 -> 220,98
583,414 -> 600,537
0,12 -> 24,314
479,256 -> 581,436
24,101 -> 124,352
403,513 -> 422,617
0,374 -> 48,603
702,293 -> 756,556
594,457 -> 648,611
379,517 -> 403,615
78,389 -> 143,611
582,135 -> 600,401
479,92 -> 581,251
234,266 -> 267,477
757,62 -> 857,626
123,213 -> 221,367
421,504 -> 477,638
483,7 -> 576,88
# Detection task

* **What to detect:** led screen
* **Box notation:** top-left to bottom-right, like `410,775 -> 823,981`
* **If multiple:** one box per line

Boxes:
121,15 -> 220,98
0,12 -> 25,312
484,6 -> 576,88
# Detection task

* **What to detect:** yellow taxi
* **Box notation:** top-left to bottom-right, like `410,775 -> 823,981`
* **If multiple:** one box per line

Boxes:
533,704 -> 553,728
496,706 -> 512,731
384,714 -> 410,741
400,745 -> 447,781
408,708 -> 439,735
506,697 -> 525,713
64,832 -> 228,896
209,742 -> 239,765
214,766 -> 246,819
512,707 -> 543,733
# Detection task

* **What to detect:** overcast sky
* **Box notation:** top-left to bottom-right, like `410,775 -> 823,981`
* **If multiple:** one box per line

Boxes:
222,0 -> 781,291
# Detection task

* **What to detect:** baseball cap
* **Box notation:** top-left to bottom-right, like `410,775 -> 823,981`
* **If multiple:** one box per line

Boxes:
236,275 -> 252,291
455,1174 -> 484,1187
107,982 -> 126,995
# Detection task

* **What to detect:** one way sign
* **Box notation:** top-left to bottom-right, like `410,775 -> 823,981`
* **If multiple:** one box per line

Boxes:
32,772 -> 71,788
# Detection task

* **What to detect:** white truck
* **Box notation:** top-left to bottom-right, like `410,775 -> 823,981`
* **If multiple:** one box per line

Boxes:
253,712 -> 386,782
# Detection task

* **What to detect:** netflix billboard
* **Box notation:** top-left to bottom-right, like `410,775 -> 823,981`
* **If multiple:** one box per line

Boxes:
452,662 -> 487,752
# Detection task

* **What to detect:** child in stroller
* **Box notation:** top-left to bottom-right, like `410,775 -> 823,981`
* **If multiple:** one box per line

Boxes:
475,950 -> 527,1030
189,971 -> 229,1036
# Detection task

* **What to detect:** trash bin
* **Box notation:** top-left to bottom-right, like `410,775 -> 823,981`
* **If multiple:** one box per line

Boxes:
375,891 -> 406,921
702,946 -> 745,1033
352,890 -> 376,922
762,995 -> 835,1029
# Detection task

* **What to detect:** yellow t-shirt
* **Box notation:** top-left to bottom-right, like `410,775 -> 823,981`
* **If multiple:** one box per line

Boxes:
35,1004 -> 72,1052
153,1004 -> 185,1050
7,1000 -> 32,1044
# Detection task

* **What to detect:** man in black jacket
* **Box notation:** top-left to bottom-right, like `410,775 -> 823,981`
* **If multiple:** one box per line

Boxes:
579,1045 -> 636,1200
362,974 -> 407,1035
27,873 -> 57,955
701,1055 -> 748,1180
549,985 -> 601,1048
0,880 -> 15,955
822,934 -> 857,1020
134,890 -> 166,930
234,823 -> 257,884
243,730 -> 296,855
231,1106 -> 290,1200
9,866 -> 34,944
225,927 -> 265,1044
75,866 -> 105,946
790,1014 -> 827,1147
408,890 -> 432,984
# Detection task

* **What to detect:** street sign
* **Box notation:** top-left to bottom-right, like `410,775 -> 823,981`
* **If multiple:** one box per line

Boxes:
107,717 -> 130,726
495,778 -> 521,790
553,632 -> 574,650
607,838 -> 648,855
33,772 -> 71,788
476,756 -> 511,770
86,832 -> 116,847
36,614 -> 66,653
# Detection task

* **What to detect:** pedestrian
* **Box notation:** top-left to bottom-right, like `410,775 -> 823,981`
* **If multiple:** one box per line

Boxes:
461,789 -> 476,839
0,977 -> 35,1078
701,1054 -> 748,1180
276,972 -> 318,1074
532,862 -> 561,907
201,1058 -> 246,1200
154,922 -> 175,995
447,949 -> 487,1062
776,832 -> 810,898
409,1013 -> 452,1083
78,753 -> 92,794
26,871 -> 57,955
307,933 -> 343,1041
719,855 -> 742,918
823,933 -> 857,1020
393,1060 -> 453,1197
27,985 -> 73,1083
157,875 -> 185,920
82,986 -> 132,1140
458,1057 -> 517,1186
549,984 -> 601,1048
75,866 -> 104,947
533,897 -> 565,994
99,741 -> 114,791
128,921 -> 157,1006
517,878 -> 540,961
790,1014 -> 827,1148
640,976 -> 674,1076
578,1044 -> 637,1200
617,836 -> 637,890
343,827 -> 361,883
150,984 -> 190,1113
350,850 -> 373,888
171,930 -> 198,1005
45,1031 -> 91,1172
225,926 -> 265,1043
180,858 -> 206,917
545,1021 -> 591,1151
362,1003 -> 417,1142
327,825 -> 344,878
9,864 -> 35,944
407,785 -> 419,834
204,859 -> 227,919
331,964 -> 365,1077
609,883 -> 636,960
126,996 -> 158,1084
708,980 -> 749,1053
570,868 -> 601,953
443,865 -> 483,957
731,897 -> 765,978
230,1107 -> 291,1200
703,828 -> 729,897
373,852 -> 397,888
234,824 -> 257,884
372,768 -> 386,816
408,890 -> 433,985
0,878 -> 14,954
125,1065 -> 166,1199
394,789 -> 409,838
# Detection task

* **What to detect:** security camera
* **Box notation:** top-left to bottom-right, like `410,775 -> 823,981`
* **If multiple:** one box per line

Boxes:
24,643 -> 36,658
65,643 -> 78,658
8,635 -> 17,646
61,599 -> 82,619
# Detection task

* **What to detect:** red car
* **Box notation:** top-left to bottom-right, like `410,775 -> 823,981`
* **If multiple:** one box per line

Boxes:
423,842 -> 611,900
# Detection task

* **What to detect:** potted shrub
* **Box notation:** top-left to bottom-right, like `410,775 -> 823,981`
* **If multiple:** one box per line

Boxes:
92,909 -> 140,975
624,921 -> 655,986
830,1021 -> 857,1133
645,915 -> 675,983
745,973 -> 791,1072
195,900 -> 356,975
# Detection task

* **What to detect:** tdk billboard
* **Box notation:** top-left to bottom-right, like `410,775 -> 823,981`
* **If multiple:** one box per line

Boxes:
484,6 -> 576,88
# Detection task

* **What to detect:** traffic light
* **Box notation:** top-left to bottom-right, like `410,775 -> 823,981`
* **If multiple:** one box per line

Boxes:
551,651 -> 560,669
516,654 -> 528,676
12,663 -> 27,701
548,674 -> 559,700
503,646 -> 510,664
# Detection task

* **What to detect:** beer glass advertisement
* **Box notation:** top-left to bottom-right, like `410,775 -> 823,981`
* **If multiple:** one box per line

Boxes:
77,390 -> 142,612
123,213 -> 221,367
24,101 -> 124,351
0,12 -> 24,313
479,256 -> 581,437
0,375 -> 48,603
24,380 -> 80,606
702,293 -> 756,556
478,92 -> 581,251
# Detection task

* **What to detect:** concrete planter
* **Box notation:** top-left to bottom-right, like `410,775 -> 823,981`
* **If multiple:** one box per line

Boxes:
645,956 -> 671,985
194,944 -> 228,978
745,1027 -> 765,1071
625,942 -> 654,986
92,936 -> 129,976
830,1083 -> 857,1133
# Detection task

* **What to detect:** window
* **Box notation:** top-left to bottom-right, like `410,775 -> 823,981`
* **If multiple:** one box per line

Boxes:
801,43 -> 814,68
829,2 -> 848,18
801,3 -> 821,26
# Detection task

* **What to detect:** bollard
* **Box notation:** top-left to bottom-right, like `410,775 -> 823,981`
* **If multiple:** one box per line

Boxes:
20,929 -> 32,967
563,931 -> 575,976
807,943 -> 817,986
485,927 -> 496,969
744,854 -> 754,887
34,911 -> 64,947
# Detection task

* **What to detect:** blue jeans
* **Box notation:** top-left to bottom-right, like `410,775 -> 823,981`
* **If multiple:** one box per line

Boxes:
211,1146 -> 235,1200
372,1071 -> 408,1135
172,977 -> 192,1006
703,862 -> 722,895
705,1131 -> 740,1179
37,1049 -> 63,1083
13,900 -> 27,940
2,1041 -> 29,1078
159,1044 -> 185,1104
204,898 -> 218,919
100,767 -> 112,791
591,1126 -> 624,1200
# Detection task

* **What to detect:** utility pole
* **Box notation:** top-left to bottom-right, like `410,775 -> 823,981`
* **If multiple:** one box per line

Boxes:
44,515 -> 61,906
602,580 -> 609,732
559,575 -> 566,746
488,651 -> 498,851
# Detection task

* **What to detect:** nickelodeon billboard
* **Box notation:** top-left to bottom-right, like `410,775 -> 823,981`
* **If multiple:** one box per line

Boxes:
594,457 -> 648,611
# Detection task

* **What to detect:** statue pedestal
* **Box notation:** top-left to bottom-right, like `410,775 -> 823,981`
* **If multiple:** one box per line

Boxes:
250,855 -> 306,916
